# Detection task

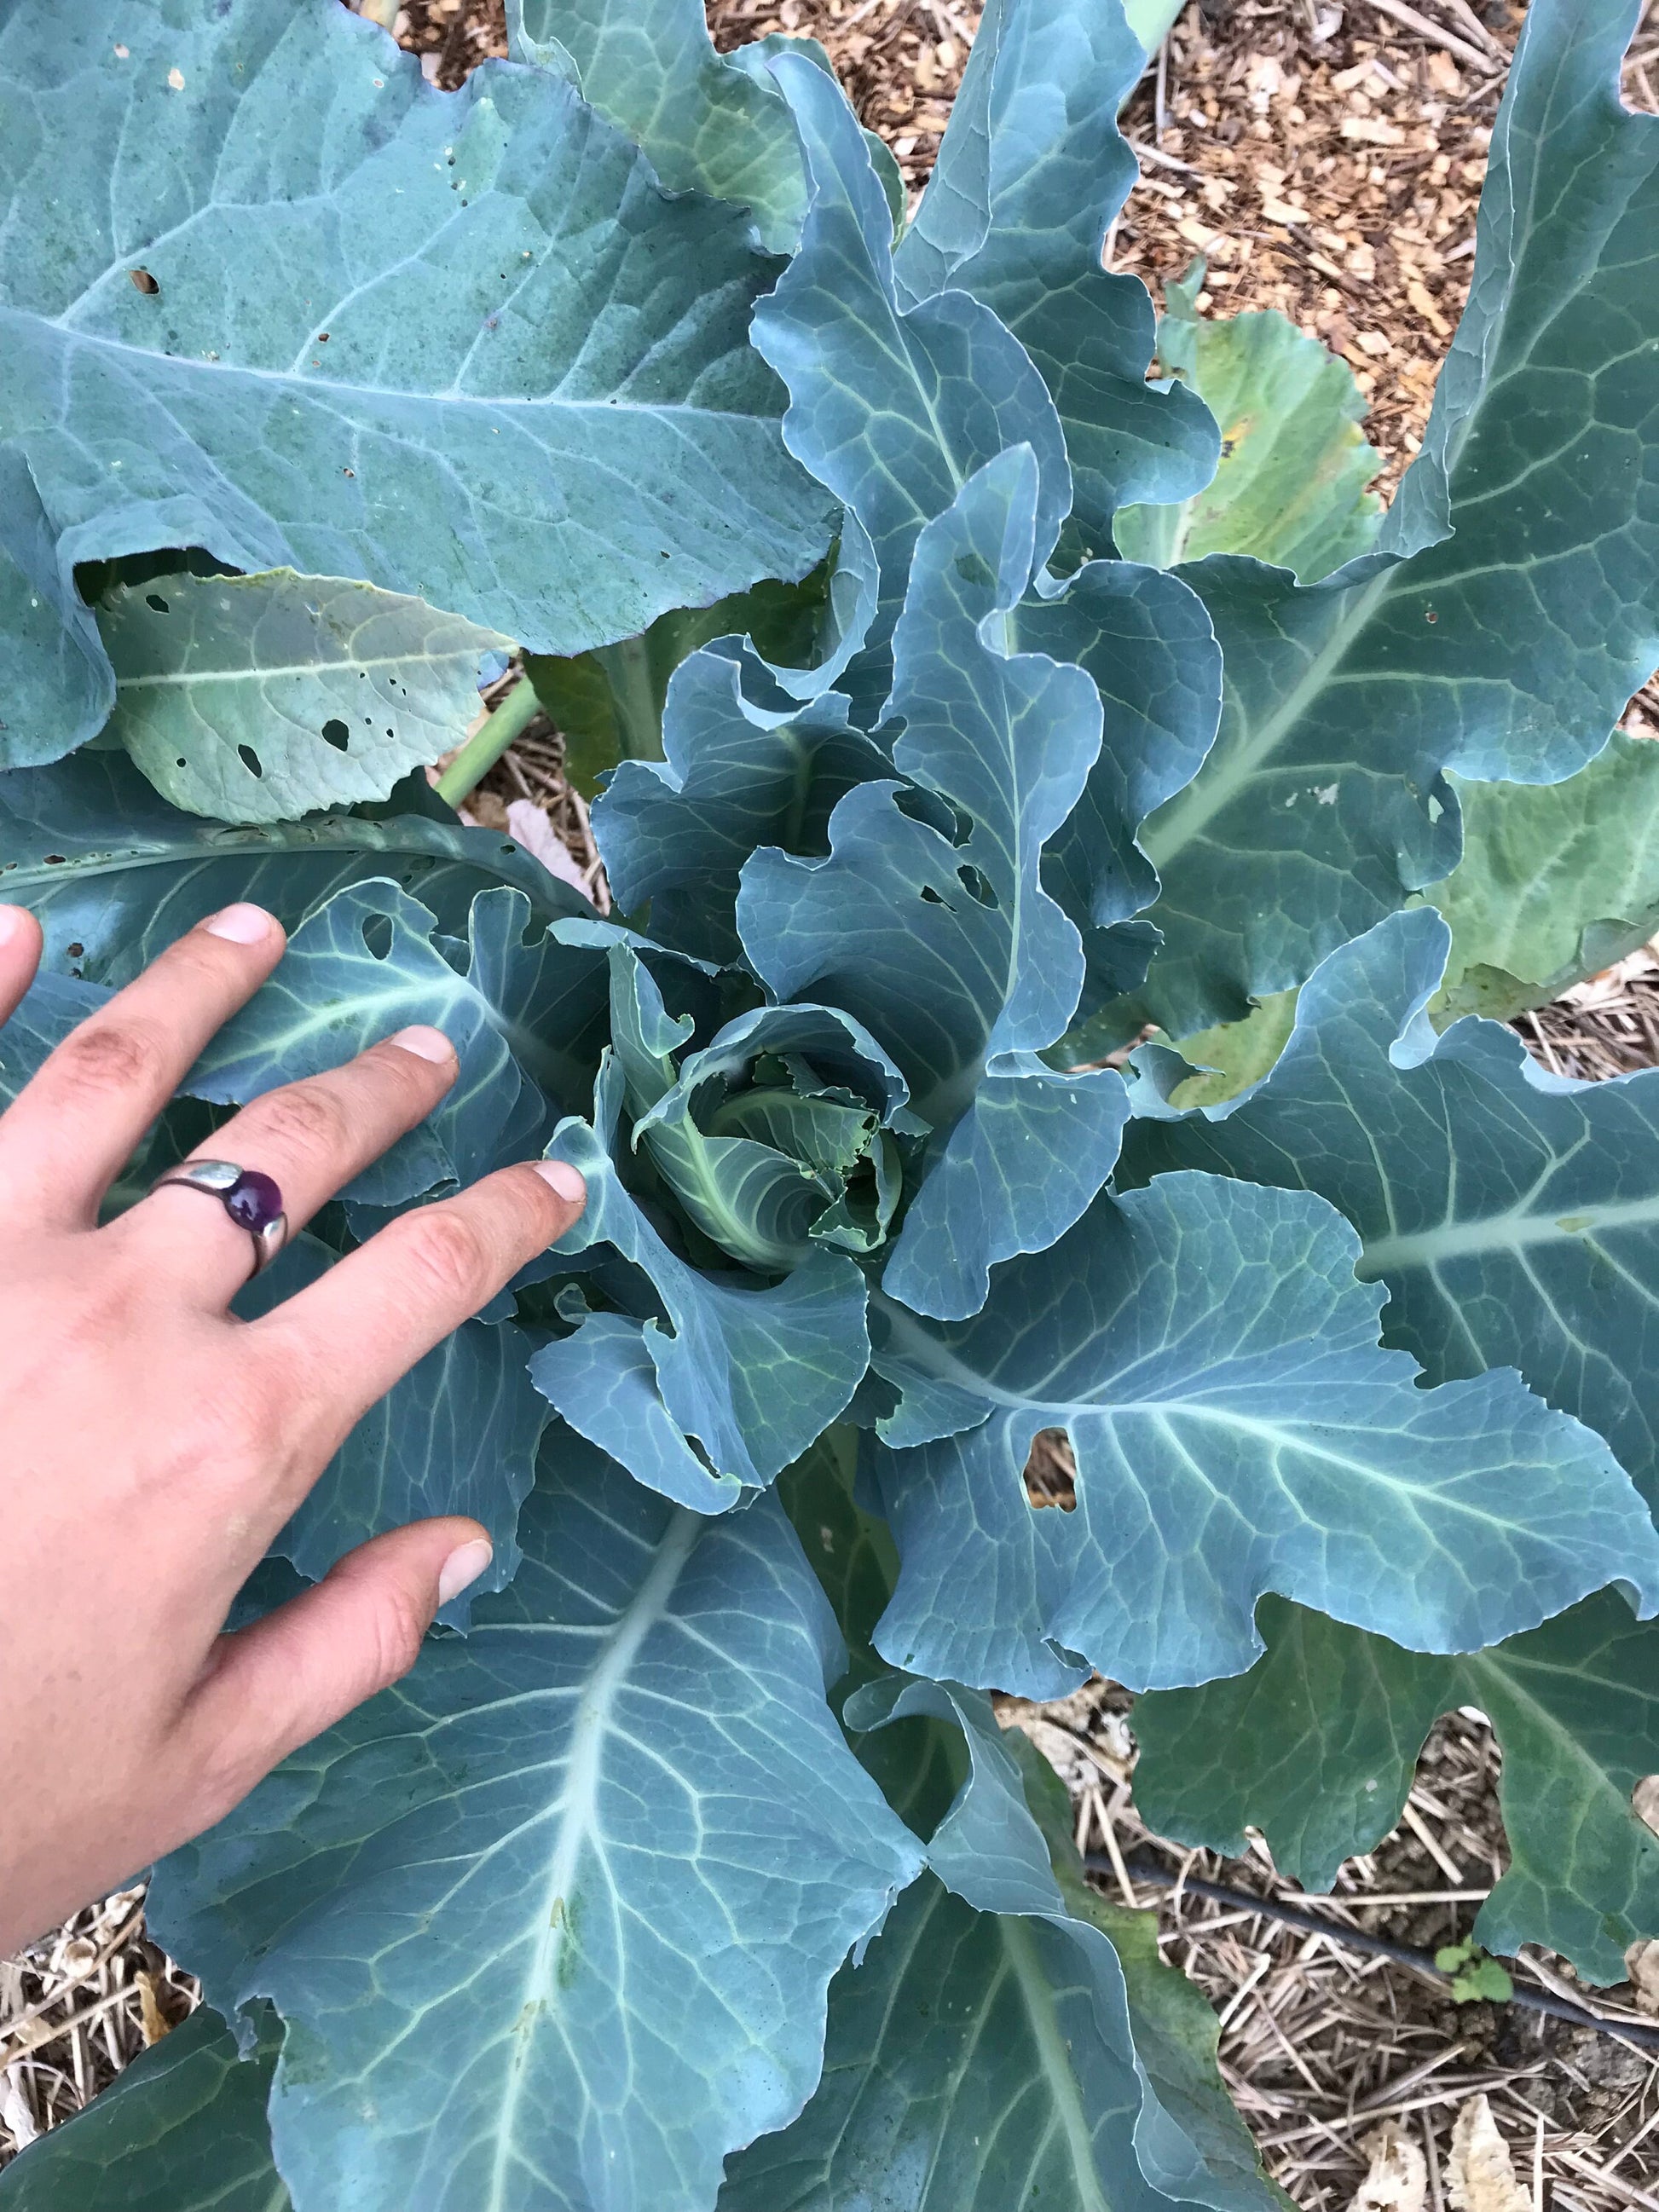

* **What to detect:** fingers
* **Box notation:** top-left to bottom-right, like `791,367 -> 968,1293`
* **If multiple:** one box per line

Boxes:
251,1158 -> 586,1458
0,904 -> 286,1229
131,1025 -> 462,1308
0,904 -> 43,1029
180,1517 -> 494,1825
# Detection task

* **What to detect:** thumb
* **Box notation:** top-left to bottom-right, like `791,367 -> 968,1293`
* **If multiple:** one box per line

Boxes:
0,904 -> 43,1030
181,1518 -> 494,1828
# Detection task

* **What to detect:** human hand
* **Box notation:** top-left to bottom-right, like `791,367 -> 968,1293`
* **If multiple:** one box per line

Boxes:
0,900 -> 585,1955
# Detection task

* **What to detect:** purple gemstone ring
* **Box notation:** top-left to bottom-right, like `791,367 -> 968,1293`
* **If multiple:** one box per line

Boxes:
147,1158 -> 288,1278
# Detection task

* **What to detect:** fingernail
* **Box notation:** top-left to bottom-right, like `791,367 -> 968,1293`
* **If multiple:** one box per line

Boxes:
0,905 -> 24,948
437,1538 -> 494,1608
204,903 -> 273,944
534,1159 -> 587,1208
389,1025 -> 456,1066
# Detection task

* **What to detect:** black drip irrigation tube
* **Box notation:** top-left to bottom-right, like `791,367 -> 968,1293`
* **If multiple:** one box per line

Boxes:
1085,1853 -> 1659,2054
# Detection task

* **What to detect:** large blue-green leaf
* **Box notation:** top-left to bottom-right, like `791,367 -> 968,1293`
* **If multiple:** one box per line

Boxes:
1114,0 -> 1659,1039
184,881 -> 615,1209
147,1433 -> 922,2212
1124,906 -> 1659,1516
725,37 -> 909,241
929,1695 -> 1284,2212
848,1676 -> 1069,1906
740,449 -> 1130,1319
534,1054 -> 871,1508
734,453 -> 1089,1084
1012,1745 -> 1289,2212
1126,905 -> 1659,1973
98,568 -> 511,825
876,1054 -> 1128,1321
1133,1590 -> 1659,1987
1119,556 -> 1463,1039
1017,557 -> 1223,1029
864,1170 -> 1659,1696
0,751 -> 588,985
239,1232 -> 546,1625
751,52 -> 1070,712
719,1875 -> 1171,2212
594,650 -> 889,967
0,446 -> 109,768
742,1443 -> 1284,2212
507,7 -> 904,260
0,2008 -> 287,2212
507,0 -> 807,253
725,1670 -> 1280,2212
893,0 -> 1217,548
0,0 -> 832,756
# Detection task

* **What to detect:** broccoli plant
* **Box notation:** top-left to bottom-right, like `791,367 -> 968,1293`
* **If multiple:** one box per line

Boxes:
2,0 -> 1658,2205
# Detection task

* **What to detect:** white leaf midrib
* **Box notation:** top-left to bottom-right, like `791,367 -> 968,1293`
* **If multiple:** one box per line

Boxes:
1358,1186 -> 1659,1275
1000,1915 -> 1111,2212
485,1505 -> 702,2212
113,644 -> 485,691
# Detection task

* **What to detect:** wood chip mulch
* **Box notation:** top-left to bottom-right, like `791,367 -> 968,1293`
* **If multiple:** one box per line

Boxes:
6,0 -> 1659,2198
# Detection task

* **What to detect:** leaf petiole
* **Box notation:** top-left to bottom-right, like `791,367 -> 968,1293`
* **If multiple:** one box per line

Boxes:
434,678 -> 542,810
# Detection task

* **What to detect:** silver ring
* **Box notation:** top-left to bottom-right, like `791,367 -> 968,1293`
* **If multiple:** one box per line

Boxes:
147,1158 -> 288,1278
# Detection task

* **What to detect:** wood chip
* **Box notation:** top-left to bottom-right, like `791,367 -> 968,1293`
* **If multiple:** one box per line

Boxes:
1407,276 -> 1451,334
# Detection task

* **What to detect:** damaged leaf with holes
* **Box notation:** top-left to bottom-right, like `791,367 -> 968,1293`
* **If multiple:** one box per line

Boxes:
98,569 -> 513,824
3,0 -> 1659,2207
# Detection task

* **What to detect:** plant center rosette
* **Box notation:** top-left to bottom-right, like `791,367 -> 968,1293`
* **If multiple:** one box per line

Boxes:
604,951 -> 914,1277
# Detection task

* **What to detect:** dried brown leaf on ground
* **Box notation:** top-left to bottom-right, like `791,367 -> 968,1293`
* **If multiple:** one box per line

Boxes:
1352,2120 -> 1431,2212
1445,2095 -> 1533,2212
